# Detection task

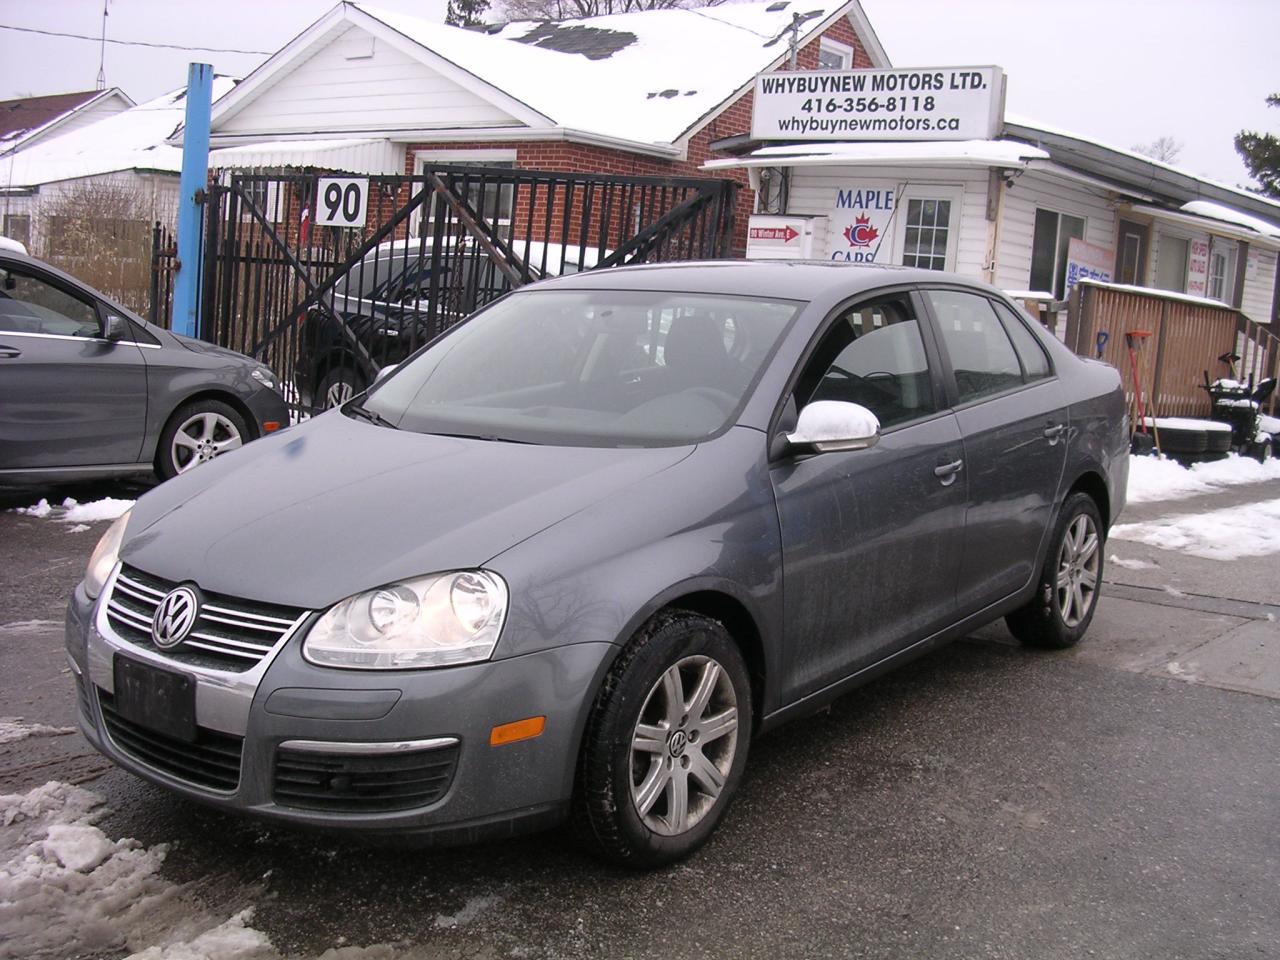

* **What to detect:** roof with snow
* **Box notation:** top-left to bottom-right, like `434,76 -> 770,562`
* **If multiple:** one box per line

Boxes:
2,79 -> 237,189
202,1 -> 886,153
0,89 -> 134,154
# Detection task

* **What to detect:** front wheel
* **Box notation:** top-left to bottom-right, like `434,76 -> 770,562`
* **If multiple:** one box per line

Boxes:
156,400 -> 248,480
573,611 -> 752,868
1006,492 -> 1104,649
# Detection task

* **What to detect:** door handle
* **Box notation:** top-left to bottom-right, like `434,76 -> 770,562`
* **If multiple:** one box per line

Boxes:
1043,423 -> 1066,441
934,459 -> 963,485
0,345 -> 21,359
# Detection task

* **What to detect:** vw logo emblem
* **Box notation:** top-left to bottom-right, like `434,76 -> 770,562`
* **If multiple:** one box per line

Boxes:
152,586 -> 200,650
668,730 -> 688,759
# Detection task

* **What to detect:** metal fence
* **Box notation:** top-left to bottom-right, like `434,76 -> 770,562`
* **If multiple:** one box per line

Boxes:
198,166 -> 738,416
148,222 -> 177,328
1065,281 -> 1279,418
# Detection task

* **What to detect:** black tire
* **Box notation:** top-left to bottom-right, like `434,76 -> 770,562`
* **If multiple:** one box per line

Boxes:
156,399 -> 250,480
1005,492 -> 1104,650
1154,426 -> 1207,455
573,610 -> 752,869
1248,439 -> 1274,463
316,366 -> 367,410
1205,429 -> 1234,454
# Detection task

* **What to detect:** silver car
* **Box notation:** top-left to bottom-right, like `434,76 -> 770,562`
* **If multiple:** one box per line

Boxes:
0,251 -> 288,483
67,261 -> 1127,867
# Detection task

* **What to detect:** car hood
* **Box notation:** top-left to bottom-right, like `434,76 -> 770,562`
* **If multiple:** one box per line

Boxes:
120,413 -> 693,610
169,331 -> 258,364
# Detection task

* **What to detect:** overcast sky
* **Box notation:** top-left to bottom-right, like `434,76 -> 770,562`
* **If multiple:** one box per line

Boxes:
1,0 -> 1275,189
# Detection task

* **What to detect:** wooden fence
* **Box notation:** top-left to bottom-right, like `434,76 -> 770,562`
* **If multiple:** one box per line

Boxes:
1064,281 -> 1279,418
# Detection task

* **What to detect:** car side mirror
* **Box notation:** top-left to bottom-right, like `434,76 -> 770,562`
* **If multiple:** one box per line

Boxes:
373,364 -> 397,384
102,314 -> 128,342
786,401 -> 881,454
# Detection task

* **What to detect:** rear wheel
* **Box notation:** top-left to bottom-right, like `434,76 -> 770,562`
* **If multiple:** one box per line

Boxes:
1006,492 -> 1104,649
156,399 -> 248,480
573,611 -> 751,868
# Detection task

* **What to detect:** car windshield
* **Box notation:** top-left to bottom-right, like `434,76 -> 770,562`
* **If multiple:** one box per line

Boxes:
360,288 -> 802,446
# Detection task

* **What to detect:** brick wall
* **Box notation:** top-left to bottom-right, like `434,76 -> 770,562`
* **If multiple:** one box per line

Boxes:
406,15 -> 875,254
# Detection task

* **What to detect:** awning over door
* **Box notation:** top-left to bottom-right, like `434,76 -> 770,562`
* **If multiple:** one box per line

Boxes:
208,138 -> 405,175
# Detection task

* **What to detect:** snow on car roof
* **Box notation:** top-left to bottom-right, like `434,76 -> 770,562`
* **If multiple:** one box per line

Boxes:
357,0 -> 850,146
2,78 -> 238,188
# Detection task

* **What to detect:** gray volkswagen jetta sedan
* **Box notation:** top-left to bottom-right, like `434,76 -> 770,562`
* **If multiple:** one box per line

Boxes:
67,261 -> 1127,867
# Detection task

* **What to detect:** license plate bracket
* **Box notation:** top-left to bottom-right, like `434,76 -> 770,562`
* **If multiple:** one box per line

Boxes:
112,655 -> 197,743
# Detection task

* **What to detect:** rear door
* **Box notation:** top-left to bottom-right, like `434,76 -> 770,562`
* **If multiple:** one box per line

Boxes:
0,262 -> 148,469
921,289 -> 1068,616
770,291 -> 967,703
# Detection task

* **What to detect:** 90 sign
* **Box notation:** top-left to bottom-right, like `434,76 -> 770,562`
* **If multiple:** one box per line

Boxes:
315,177 -> 369,228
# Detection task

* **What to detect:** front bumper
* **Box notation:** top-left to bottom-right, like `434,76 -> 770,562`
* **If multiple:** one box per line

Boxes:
66,575 -> 615,841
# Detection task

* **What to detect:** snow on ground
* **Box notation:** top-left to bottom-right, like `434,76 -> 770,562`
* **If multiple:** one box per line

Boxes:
10,497 -> 134,523
1126,453 -> 1280,504
0,781 -> 432,959
1111,498 -> 1280,561
0,717 -> 75,745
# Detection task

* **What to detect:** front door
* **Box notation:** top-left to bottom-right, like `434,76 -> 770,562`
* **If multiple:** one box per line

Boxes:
770,292 -> 966,703
0,263 -> 148,469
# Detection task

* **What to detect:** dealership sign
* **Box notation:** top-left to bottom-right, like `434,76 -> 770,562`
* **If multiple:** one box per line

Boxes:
752,66 -> 1004,142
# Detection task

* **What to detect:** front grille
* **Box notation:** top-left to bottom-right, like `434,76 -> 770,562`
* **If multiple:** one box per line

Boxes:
273,744 -> 459,813
104,565 -> 305,672
97,688 -> 243,791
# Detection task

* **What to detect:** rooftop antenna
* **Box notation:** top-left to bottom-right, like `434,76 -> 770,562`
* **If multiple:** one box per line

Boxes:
96,0 -> 110,90
764,9 -> 824,69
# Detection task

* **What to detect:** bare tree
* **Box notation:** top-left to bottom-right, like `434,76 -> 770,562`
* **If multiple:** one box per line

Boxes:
499,0 -> 722,20
1132,135 -> 1183,165
38,178 -> 155,314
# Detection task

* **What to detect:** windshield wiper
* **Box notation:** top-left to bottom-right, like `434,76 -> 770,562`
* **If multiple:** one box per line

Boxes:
431,431 -> 532,444
346,402 -> 399,430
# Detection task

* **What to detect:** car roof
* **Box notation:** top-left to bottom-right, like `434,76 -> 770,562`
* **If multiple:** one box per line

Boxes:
527,259 -> 1011,302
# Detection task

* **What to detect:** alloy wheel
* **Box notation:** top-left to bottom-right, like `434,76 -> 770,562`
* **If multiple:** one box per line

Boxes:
171,412 -> 243,474
1056,514 -> 1100,628
630,655 -> 739,837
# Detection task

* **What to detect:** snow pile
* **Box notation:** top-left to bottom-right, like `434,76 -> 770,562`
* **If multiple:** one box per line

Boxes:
10,497 -> 134,523
1111,497 -> 1280,560
1127,453 -> 1280,504
0,717 -> 75,745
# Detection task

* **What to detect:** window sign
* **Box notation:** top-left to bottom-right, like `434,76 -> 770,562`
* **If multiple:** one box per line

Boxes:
827,182 -> 896,263
315,177 -> 369,228
1187,239 -> 1210,298
1065,238 -> 1114,294
753,66 -> 1004,142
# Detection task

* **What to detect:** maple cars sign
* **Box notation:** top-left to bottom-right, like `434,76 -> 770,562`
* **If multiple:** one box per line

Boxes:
828,184 -> 894,263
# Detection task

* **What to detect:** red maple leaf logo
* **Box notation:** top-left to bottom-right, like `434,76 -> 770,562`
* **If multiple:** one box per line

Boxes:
844,214 -> 879,248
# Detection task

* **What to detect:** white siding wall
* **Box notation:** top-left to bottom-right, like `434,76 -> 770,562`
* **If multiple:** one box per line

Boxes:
219,24 -> 519,136
51,95 -> 132,139
994,171 -> 1116,292
1241,247 -> 1278,324
786,165 -> 990,278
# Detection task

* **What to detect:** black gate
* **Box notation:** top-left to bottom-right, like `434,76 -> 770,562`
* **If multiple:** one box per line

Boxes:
200,166 -> 738,416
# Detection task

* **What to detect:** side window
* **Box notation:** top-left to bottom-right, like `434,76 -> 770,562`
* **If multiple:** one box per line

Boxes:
0,266 -> 101,337
926,290 -> 1023,403
794,297 -> 936,430
992,300 -> 1051,381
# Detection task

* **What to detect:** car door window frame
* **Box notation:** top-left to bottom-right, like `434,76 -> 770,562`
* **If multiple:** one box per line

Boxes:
916,285 -> 1059,410
0,262 -> 135,346
768,285 -> 953,452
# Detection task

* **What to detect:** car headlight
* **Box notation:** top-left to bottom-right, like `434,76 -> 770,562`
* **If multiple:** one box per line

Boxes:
250,367 -> 278,390
302,570 -> 508,670
84,510 -> 131,599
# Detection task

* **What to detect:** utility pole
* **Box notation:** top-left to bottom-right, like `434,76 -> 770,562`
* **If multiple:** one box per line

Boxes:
172,63 -> 213,339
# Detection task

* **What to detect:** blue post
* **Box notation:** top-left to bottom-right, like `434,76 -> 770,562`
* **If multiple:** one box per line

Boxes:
172,63 -> 213,338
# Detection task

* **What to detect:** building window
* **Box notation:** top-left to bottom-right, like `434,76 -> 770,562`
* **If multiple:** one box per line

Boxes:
413,151 -> 517,240
2,214 -> 30,248
1154,234 -> 1189,293
817,38 -> 854,70
1207,239 -> 1236,303
901,199 -> 952,271
1030,208 -> 1085,299
1116,219 -> 1148,286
